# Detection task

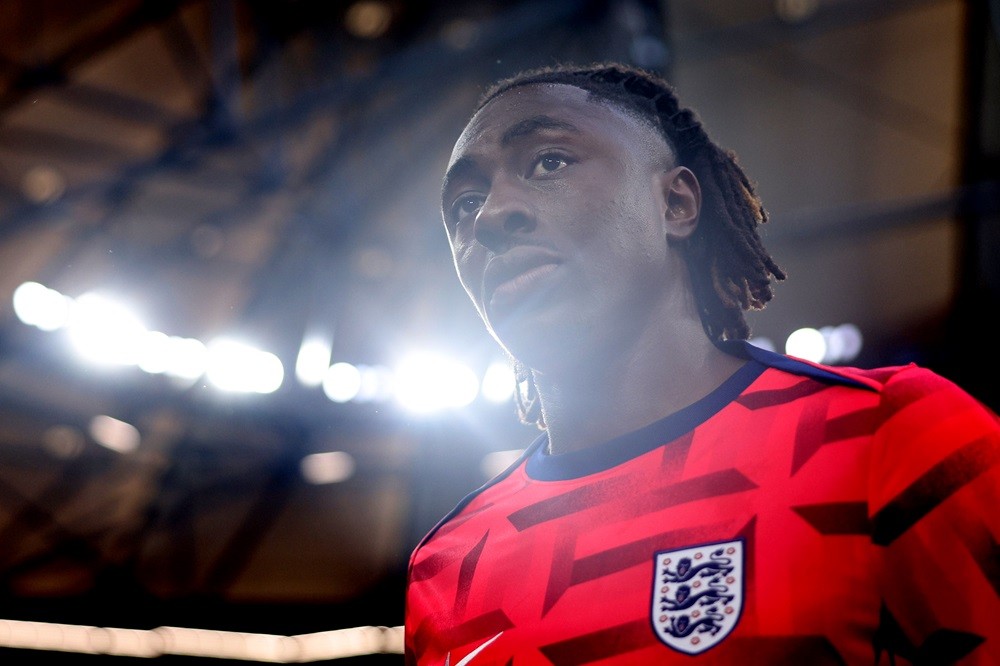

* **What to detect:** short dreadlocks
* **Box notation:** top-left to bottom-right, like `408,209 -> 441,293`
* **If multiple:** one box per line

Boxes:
471,62 -> 786,429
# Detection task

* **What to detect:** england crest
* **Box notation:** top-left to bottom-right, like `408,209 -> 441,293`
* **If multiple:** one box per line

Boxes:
650,539 -> 744,655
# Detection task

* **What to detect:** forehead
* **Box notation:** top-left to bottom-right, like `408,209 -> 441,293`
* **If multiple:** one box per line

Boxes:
447,83 -> 667,170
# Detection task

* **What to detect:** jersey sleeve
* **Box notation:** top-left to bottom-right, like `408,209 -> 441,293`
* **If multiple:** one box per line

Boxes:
867,365 -> 1000,665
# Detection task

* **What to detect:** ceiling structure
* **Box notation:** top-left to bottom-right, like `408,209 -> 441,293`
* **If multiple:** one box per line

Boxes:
0,0 -> 996,662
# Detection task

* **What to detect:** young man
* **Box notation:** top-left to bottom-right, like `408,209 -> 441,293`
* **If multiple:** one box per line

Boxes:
404,63 -> 1000,665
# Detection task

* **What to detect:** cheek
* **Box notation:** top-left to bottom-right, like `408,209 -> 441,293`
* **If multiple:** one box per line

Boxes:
565,167 -> 658,236
587,187 -> 663,250
611,179 -> 666,245
581,191 -> 668,286
453,244 -> 487,305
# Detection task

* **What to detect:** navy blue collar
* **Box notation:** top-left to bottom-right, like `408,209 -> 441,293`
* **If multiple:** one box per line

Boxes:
524,340 -> 875,481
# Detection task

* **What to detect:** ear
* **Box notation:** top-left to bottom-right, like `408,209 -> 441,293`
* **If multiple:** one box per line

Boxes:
659,166 -> 701,241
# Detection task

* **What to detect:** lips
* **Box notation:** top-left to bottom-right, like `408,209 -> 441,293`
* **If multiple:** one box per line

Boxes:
482,247 -> 562,313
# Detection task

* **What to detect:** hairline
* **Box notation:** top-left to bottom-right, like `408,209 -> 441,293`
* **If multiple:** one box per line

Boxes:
476,80 -> 676,158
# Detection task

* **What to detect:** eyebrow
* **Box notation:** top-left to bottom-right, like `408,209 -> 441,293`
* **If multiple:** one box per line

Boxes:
441,157 -> 482,209
442,115 -> 582,206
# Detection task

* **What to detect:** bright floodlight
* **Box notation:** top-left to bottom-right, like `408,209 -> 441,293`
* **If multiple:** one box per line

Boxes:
481,361 -> 516,403
356,364 -> 392,402
67,292 -> 148,366
138,332 -> 208,380
296,335 -> 332,388
300,451 -> 356,484
394,352 -> 479,413
137,330 -> 172,374
323,362 -> 362,402
163,336 -> 209,379
206,338 -> 284,393
785,327 -> 826,363
13,281 -> 72,331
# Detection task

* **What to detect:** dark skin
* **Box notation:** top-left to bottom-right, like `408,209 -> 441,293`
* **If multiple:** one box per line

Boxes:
442,84 -> 746,455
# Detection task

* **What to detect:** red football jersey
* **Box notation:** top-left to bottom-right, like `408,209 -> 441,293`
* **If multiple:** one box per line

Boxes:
405,343 -> 1000,665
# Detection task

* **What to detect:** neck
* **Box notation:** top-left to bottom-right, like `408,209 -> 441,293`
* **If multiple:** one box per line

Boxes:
534,325 -> 745,456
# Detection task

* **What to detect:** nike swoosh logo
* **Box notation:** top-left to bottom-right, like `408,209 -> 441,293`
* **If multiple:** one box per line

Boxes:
447,631 -> 504,666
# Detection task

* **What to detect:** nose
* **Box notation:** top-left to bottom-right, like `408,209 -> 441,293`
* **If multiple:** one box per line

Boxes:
474,176 -> 534,252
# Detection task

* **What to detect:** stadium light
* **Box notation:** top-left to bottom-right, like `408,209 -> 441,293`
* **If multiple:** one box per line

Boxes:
393,351 -> 479,413
206,338 -> 284,394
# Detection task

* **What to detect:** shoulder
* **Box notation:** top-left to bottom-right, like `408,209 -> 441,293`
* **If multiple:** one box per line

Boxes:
826,361 -> 991,419
845,362 -> 1000,435
725,339 -> 995,414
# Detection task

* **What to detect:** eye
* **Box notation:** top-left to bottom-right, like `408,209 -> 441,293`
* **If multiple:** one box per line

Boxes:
528,153 -> 571,177
450,193 -> 485,225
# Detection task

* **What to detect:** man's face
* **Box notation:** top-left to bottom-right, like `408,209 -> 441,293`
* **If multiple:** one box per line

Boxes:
441,83 -> 681,371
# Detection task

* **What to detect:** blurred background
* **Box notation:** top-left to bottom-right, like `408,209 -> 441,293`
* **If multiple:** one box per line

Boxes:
0,0 -> 996,662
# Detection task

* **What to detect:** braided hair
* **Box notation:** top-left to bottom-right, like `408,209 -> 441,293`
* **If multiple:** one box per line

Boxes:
473,62 -> 786,429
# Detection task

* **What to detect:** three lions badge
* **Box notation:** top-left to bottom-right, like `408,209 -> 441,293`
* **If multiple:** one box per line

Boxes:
651,539 -> 744,654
